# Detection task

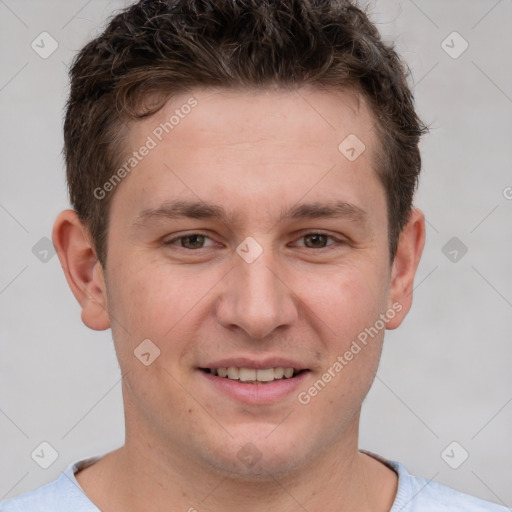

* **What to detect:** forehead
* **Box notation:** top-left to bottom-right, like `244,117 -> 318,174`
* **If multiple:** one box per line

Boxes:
137,86 -> 376,149
111,86 -> 383,226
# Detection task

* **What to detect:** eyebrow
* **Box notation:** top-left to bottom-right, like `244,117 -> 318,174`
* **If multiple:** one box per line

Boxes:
283,200 -> 367,223
133,200 -> 235,228
132,199 -> 367,228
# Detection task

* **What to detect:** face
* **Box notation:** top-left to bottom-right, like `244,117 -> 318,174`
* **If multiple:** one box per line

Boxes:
63,86 -> 420,479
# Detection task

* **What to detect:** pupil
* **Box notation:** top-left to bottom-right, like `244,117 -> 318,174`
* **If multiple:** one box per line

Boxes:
306,234 -> 326,248
184,235 -> 204,248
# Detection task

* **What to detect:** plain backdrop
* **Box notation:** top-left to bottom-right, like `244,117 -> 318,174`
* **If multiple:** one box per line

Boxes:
1,0 -> 511,506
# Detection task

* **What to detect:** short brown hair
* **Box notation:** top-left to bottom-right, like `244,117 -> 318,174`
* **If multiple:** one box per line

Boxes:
64,0 -> 428,267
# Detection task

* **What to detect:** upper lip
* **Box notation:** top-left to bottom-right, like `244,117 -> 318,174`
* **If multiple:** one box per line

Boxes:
200,357 -> 309,370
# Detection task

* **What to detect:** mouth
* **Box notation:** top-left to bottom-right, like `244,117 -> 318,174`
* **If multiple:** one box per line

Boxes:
199,366 -> 308,384
197,366 -> 311,405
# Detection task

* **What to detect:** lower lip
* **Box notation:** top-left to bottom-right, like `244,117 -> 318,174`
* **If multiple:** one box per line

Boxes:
198,370 -> 310,405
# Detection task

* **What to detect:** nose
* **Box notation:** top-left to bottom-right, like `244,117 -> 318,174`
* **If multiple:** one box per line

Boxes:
215,249 -> 299,339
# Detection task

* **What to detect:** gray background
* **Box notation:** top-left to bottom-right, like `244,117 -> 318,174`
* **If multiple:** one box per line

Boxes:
1,0 -> 511,506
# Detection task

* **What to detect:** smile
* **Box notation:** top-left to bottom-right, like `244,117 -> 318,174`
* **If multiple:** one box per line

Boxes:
198,366 -> 311,405
201,367 -> 305,383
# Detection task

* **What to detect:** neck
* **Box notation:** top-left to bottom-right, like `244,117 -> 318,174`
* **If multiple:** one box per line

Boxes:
75,417 -> 397,512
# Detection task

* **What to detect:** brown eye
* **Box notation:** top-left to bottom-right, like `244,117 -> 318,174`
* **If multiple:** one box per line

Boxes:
164,232 -> 217,251
303,233 -> 329,248
179,234 -> 206,249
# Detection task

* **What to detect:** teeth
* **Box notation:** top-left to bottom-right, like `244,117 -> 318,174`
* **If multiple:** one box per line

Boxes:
256,368 -> 275,382
283,367 -> 294,378
273,367 -> 284,379
209,367 -> 298,382
239,368 -> 256,382
227,367 -> 239,379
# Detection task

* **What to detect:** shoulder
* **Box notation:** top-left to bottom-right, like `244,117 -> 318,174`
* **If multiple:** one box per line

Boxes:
0,457 -> 102,512
362,450 -> 509,512
392,465 -> 509,511
393,462 -> 508,510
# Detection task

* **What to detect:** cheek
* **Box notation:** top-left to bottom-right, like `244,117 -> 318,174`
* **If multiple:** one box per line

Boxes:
105,257 -> 226,368
104,260 -> 175,361
108,257 -> 185,329
302,260 -> 389,342
295,268 -> 387,432
296,262 -> 388,396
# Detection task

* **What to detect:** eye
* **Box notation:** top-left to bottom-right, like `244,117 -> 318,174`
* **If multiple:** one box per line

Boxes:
294,232 -> 341,249
165,233 -> 215,250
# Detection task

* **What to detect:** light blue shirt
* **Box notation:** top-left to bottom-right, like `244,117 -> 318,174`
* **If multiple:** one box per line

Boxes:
1,451 -> 509,511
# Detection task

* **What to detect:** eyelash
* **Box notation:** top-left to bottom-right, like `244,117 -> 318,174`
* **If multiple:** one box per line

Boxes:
164,231 -> 344,251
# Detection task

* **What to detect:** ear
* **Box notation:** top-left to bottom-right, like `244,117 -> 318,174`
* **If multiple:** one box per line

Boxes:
386,208 -> 425,330
52,209 -> 110,331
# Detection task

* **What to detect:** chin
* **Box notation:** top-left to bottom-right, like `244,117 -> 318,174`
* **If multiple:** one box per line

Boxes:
197,429 -> 311,481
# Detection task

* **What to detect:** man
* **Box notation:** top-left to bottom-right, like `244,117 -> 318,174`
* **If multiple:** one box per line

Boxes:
1,0 -> 507,511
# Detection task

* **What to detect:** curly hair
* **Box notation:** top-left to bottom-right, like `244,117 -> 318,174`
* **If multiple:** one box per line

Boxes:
64,0 -> 428,266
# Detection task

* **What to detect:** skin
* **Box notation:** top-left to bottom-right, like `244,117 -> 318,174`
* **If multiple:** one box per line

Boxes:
53,86 -> 425,512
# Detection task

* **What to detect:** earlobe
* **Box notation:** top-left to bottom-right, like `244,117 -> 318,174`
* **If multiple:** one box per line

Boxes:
52,209 -> 110,331
386,208 -> 425,330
